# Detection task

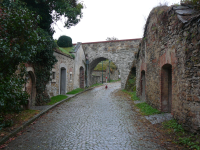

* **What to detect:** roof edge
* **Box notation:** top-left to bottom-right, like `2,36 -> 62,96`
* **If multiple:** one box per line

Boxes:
73,38 -> 142,45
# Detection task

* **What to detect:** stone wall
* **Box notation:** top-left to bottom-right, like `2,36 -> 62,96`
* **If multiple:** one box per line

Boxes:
135,5 -> 200,132
91,75 -> 101,85
71,43 -> 86,89
82,39 -> 141,89
25,63 -> 36,107
46,51 -> 74,97
91,68 -> 119,85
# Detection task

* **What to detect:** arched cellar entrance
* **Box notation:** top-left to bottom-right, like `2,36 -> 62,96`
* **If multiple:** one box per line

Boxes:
80,66 -> 84,88
161,64 -> 172,113
141,70 -> 146,101
25,71 -> 36,108
60,67 -> 66,95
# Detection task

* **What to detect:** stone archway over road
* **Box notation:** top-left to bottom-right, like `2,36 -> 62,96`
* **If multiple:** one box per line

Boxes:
82,39 -> 141,89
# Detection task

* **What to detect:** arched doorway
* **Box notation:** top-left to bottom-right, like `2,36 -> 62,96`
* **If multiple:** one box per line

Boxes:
60,67 -> 66,95
25,71 -> 36,108
80,67 -> 84,88
161,64 -> 172,112
141,70 -> 146,101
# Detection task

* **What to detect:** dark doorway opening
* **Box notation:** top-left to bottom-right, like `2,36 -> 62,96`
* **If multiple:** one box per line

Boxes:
60,67 -> 66,95
141,70 -> 146,101
125,67 -> 136,91
80,67 -> 84,88
161,64 -> 172,113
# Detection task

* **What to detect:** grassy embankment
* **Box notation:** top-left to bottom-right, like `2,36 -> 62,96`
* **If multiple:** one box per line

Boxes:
122,89 -> 160,115
122,90 -> 200,149
66,88 -> 84,94
162,119 -> 200,149
93,60 -> 117,71
47,95 -> 68,105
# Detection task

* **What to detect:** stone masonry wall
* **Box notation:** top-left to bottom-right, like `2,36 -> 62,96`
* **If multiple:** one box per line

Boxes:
136,5 -> 200,132
82,39 -> 141,89
72,44 -> 86,89
46,51 -> 74,97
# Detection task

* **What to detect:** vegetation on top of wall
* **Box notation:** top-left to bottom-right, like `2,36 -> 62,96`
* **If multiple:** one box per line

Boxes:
94,60 -> 117,72
181,0 -> 200,10
57,35 -> 72,47
58,47 -> 75,58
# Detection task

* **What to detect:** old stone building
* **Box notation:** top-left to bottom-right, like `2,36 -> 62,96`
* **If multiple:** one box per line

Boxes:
135,4 -> 200,132
46,50 -> 75,97
46,44 -> 86,97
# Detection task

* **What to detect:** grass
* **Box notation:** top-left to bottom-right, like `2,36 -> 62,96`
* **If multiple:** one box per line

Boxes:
0,109 -> 40,136
122,90 -> 140,101
90,83 -> 103,87
94,60 -> 117,71
58,47 -> 74,58
135,102 -> 161,116
47,95 -> 68,105
66,88 -> 84,94
108,79 -> 121,83
162,119 -> 200,149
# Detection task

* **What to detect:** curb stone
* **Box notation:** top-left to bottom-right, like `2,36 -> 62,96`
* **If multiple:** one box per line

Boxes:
0,85 -> 102,145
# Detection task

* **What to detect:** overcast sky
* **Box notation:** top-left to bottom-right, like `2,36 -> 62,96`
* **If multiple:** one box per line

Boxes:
52,0 -> 180,44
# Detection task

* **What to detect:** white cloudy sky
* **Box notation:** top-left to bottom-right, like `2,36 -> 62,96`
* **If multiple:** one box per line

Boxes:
52,0 -> 180,43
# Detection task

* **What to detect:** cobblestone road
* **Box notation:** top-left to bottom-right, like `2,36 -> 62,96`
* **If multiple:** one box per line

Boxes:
5,82 -> 165,150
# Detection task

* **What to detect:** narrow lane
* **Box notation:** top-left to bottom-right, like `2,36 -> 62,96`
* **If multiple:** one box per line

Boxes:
6,82 -> 164,150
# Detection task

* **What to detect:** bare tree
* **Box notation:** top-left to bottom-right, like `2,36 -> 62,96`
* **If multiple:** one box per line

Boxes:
106,36 -> 118,41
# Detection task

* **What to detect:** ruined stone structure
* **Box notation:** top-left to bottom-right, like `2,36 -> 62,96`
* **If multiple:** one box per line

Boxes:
82,39 -> 141,89
134,5 -> 200,132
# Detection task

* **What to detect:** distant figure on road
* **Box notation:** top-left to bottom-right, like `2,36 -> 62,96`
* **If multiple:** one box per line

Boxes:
105,84 -> 108,89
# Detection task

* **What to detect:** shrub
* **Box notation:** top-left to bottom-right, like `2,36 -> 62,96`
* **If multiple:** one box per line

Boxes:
57,35 -> 72,47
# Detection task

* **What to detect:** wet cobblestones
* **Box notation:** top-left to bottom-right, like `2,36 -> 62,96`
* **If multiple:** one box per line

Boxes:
5,83 -> 165,150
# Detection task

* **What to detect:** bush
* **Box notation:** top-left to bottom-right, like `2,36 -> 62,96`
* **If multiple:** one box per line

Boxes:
57,35 -> 72,47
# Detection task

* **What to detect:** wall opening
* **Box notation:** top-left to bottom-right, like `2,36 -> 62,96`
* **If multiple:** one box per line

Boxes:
125,67 -> 136,91
141,70 -> 146,101
161,64 -> 172,113
25,71 -> 36,108
60,67 -> 66,95
80,66 -> 84,88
